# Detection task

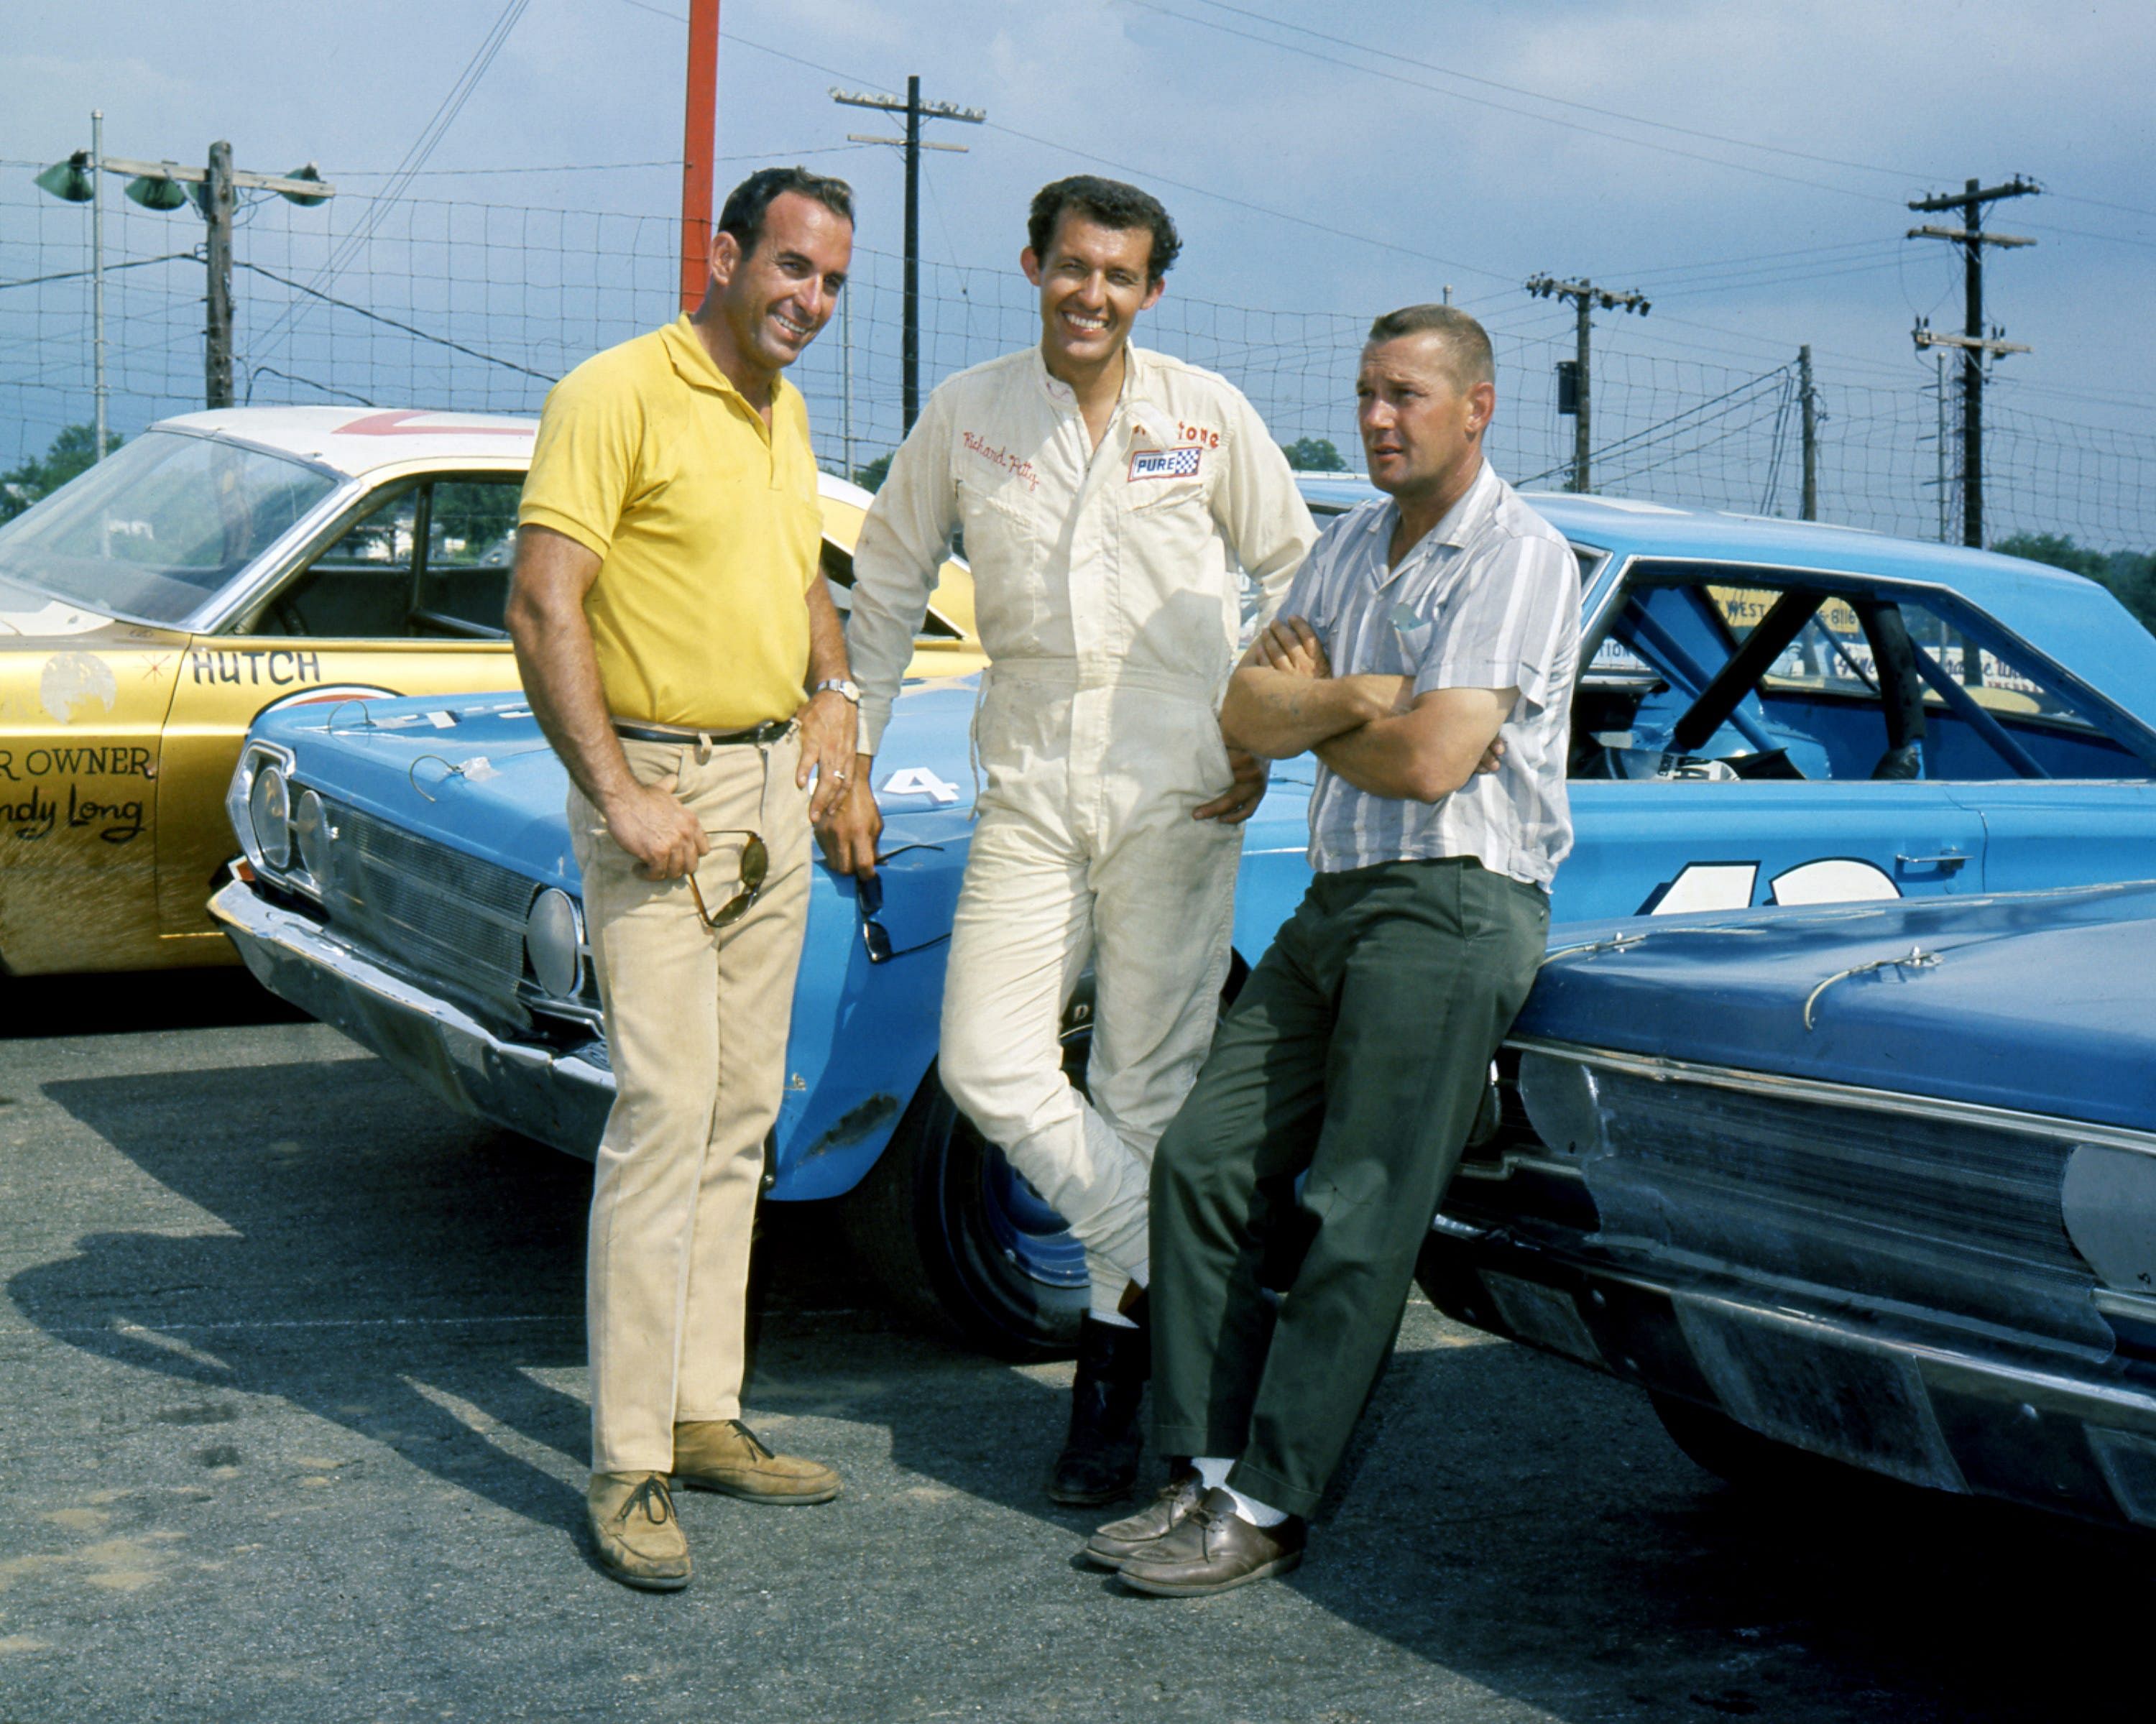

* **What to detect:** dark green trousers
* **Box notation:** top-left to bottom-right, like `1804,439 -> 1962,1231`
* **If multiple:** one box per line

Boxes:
1149,855 -> 1548,1518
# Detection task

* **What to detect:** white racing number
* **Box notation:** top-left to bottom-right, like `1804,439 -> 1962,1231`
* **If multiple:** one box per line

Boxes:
1644,857 -> 1901,915
879,767 -> 961,806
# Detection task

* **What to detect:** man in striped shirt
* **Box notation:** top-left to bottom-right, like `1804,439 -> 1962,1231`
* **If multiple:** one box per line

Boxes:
1093,303 -> 1580,1596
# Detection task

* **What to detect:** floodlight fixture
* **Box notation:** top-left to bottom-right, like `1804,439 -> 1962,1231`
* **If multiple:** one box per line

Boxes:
125,171 -> 190,212
34,152 -> 95,203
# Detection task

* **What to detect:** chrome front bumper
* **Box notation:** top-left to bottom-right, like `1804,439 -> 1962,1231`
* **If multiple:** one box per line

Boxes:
1419,1228 -> 2156,1534
211,876 -> 611,1158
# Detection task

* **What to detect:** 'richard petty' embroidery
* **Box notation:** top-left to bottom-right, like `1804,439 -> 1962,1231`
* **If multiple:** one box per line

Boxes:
1128,446 -> 1203,481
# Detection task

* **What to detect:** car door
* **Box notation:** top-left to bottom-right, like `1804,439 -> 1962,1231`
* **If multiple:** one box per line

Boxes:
1560,564 -> 1989,923
155,471 -> 524,946
1894,596 -> 2156,892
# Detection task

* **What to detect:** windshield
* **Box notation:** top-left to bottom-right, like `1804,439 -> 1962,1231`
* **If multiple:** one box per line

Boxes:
0,430 -> 340,627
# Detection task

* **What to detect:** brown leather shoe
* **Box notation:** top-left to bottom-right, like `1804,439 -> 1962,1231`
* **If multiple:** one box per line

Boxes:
1115,1488 -> 1306,1597
1081,1467 -> 1202,1569
587,1470 -> 691,1591
673,1419 -> 842,1505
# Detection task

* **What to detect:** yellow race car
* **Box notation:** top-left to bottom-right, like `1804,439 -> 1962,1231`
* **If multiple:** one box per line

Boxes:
0,406 -> 979,976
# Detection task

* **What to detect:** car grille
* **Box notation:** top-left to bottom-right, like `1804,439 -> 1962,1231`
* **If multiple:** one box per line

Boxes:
1579,1064 -> 2105,1352
311,798 -> 534,1005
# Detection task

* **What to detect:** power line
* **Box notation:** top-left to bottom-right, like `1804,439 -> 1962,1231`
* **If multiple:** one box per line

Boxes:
0,250 -> 198,293
254,0 -> 531,362
686,23 -> 1524,284
334,147 -> 870,178
2016,220 -> 2156,252
236,260 -> 555,381
1618,239 -> 1904,282
1179,0 -> 1944,185
1128,0 -> 1917,205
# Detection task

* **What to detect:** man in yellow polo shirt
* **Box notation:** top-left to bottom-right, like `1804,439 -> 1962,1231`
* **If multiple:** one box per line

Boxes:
507,167 -> 859,1592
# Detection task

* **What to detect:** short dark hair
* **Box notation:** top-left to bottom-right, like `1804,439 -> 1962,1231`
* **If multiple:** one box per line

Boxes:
717,166 -> 854,259
1026,175 -> 1181,283
1365,304 -> 1496,389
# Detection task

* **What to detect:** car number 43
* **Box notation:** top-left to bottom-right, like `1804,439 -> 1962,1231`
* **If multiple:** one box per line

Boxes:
1644,858 -> 1902,916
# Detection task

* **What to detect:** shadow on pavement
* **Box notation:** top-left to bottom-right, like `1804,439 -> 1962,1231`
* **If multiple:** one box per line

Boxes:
17,1059 -> 591,1541
3,967 -> 306,1039
1277,1332 -> 2156,1722
17,1052 -> 2156,1720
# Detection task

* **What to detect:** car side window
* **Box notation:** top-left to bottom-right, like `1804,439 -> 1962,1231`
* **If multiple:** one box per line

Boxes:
1578,564 -> 2156,784
818,538 -> 960,640
252,475 -> 521,640
414,479 -> 521,636
259,483 -> 421,637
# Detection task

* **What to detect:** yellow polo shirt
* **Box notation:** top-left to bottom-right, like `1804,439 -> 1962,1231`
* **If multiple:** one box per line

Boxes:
519,315 -> 821,730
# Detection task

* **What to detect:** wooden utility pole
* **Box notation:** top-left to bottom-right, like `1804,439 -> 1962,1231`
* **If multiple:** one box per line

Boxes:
678,0 -> 721,313
38,137 -> 331,411
1907,175 -> 2037,548
202,141 -> 236,407
1798,344 -> 1818,521
833,78 -> 984,431
1526,275 -> 1649,494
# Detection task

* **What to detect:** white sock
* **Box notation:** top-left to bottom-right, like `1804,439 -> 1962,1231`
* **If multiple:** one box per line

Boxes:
1222,1483 -> 1288,1528
1090,1306 -> 1138,1330
1191,1457 -> 1286,1526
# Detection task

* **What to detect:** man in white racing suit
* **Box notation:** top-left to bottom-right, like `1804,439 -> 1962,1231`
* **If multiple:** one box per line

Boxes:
824,176 -> 1316,1505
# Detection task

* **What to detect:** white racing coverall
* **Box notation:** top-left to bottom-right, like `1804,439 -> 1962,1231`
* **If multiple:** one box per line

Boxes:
848,344 -> 1315,1314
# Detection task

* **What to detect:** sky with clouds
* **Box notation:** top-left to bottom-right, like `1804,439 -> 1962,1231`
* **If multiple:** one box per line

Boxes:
5,0 -> 2151,540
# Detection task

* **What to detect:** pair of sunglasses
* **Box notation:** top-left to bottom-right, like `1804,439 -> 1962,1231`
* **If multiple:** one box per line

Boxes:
856,844 -> 947,964
687,829 -> 768,928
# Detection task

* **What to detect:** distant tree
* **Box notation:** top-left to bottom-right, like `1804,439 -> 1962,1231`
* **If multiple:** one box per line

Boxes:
0,423 -> 122,525
1279,436 -> 1346,472
1996,530 -> 2156,635
853,451 -> 893,494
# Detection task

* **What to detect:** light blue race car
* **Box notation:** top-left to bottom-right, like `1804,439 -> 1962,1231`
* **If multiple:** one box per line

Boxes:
1422,877 -> 2156,1533
210,487 -> 2156,1355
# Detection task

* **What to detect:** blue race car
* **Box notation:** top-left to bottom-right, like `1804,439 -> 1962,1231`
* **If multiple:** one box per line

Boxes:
211,490 -> 2156,1355
1422,879 -> 2156,1531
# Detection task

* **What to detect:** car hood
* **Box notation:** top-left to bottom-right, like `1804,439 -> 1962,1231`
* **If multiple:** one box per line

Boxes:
0,573 -> 129,640
1519,880 -> 2156,1130
249,677 -> 991,895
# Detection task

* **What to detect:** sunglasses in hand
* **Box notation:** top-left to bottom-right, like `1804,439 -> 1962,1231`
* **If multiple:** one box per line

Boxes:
856,844 -> 948,964
687,829 -> 768,929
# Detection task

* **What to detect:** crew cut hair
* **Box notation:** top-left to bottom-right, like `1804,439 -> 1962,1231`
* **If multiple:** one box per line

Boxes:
1366,304 -> 1496,389
718,166 -> 855,259
1027,175 -> 1181,283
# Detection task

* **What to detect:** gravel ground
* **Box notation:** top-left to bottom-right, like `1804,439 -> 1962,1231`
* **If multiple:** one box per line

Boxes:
0,974 -> 2148,1722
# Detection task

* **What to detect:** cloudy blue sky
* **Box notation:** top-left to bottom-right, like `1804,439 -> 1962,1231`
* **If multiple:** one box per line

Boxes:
6,0 -> 2151,542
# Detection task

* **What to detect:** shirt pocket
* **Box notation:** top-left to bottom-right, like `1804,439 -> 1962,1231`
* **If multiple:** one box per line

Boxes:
955,469 -> 1041,647
1386,602 -> 1437,680
1123,471 -> 1207,515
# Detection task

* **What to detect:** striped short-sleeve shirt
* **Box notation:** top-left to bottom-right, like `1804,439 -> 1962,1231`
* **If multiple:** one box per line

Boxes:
1282,462 -> 1580,885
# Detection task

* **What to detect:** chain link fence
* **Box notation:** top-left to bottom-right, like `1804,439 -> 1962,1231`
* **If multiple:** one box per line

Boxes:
5,175 -> 2151,554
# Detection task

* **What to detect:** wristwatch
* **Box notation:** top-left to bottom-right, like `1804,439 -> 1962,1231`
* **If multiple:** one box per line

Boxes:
814,678 -> 862,705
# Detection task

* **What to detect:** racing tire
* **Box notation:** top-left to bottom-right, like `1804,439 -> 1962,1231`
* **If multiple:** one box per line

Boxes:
839,957 -> 1250,1361
837,1056 -> 1091,1361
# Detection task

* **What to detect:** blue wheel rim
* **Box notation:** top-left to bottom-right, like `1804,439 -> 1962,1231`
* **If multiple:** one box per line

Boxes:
980,1145 -> 1088,1289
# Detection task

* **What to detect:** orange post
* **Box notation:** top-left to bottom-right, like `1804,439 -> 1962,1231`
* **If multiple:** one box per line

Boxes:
679,0 -> 721,313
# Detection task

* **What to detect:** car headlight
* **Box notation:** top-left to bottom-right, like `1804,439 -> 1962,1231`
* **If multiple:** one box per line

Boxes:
292,788 -> 335,888
525,888 -> 583,1000
248,762 -> 292,870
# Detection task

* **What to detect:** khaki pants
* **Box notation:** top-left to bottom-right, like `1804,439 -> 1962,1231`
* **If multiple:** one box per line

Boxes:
569,732 -> 809,1475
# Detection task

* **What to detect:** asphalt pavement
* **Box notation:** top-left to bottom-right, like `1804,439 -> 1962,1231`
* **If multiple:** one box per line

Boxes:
1,975 -> 2150,1723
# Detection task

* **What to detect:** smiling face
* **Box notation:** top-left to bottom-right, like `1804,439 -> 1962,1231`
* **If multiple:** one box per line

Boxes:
707,190 -> 853,387
1356,331 -> 1496,508
1021,213 -> 1165,382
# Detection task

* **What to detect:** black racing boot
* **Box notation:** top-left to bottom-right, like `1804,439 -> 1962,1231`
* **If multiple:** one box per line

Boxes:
1047,1312 -> 1150,1507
